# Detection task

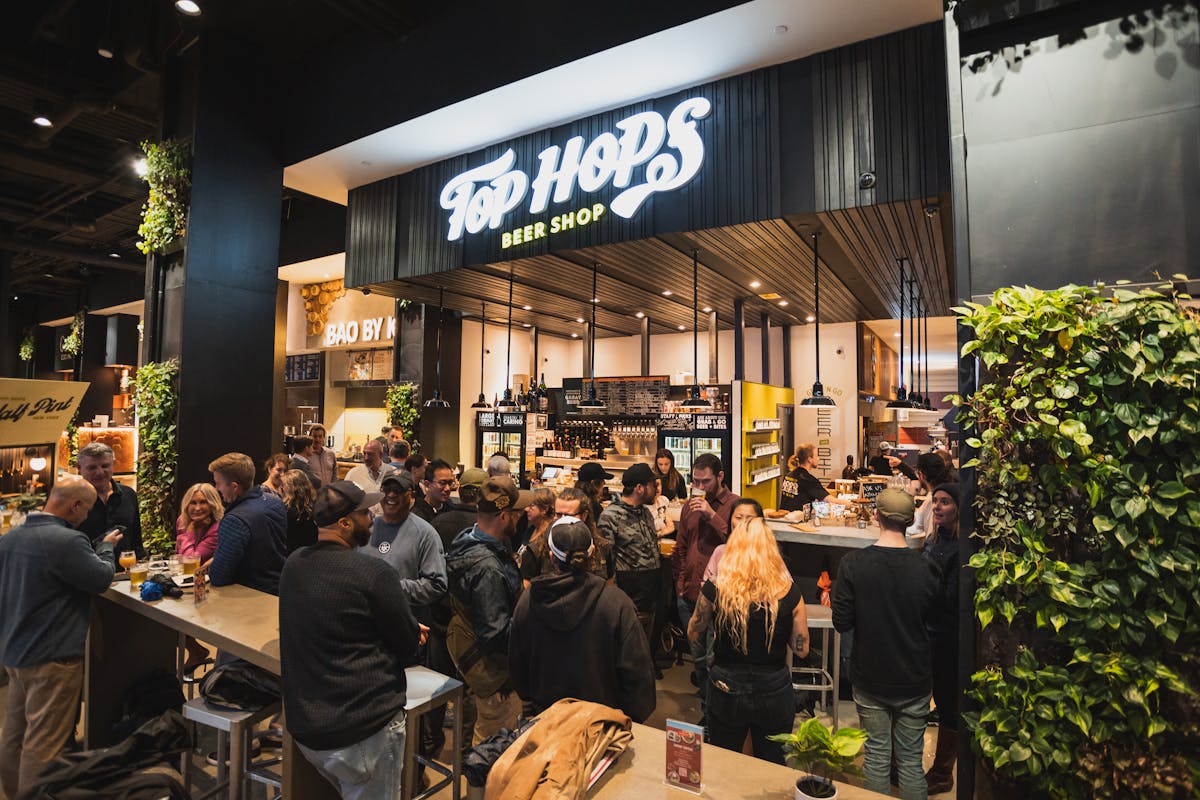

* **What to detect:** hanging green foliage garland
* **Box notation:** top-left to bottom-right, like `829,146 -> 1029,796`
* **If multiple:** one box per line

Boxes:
132,359 -> 180,554
953,281 -> 1199,799
385,383 -> 420,444
61,311 -> 85,356
18,328 -> 34,362
136,139 -> 191,255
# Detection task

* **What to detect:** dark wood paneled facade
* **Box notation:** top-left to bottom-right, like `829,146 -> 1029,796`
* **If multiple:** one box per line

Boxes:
345,22 -> 953,325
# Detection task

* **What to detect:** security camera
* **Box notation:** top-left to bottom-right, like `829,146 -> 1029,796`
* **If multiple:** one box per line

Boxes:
858,171 -> 876,190
361,287 -> 371,296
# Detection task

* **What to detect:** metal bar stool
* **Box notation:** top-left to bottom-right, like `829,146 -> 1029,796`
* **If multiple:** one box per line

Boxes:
181,696 -> 281,800
792,605 -> 841,730
402,666 -> 464,800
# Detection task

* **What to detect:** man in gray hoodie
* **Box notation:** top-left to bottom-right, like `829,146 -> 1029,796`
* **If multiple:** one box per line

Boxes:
0,477 -> 123,798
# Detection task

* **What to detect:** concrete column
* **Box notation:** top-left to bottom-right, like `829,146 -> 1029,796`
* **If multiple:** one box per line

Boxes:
733,298 -> 745,381
760,312 -> 770,384
640,316 -> 650,376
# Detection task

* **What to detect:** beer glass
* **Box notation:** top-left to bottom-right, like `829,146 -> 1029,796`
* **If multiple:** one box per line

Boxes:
118,550 -> 136,572
129,562 -> 149,591
181,555 -> 200,576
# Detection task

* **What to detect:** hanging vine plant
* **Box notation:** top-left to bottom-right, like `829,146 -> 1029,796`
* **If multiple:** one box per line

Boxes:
132,359 -> 180,554
385,383 -> 420,446
136,139 -> 191,255
18,328 -> 34,362
61,311 -> 85,356
953,280 -> 1200,799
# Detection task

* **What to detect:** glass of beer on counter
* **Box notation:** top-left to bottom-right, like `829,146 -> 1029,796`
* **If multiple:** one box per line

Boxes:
181,555 -> 200,576
118,550 -> 136,573
129,562 -> 149,591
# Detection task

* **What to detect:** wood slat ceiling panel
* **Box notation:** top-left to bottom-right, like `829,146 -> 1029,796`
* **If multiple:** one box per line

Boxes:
682,220 -> 867,323
818,197 -> 951,318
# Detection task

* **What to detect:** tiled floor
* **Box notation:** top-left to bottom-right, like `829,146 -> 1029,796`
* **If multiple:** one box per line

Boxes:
0,662 -> 955,799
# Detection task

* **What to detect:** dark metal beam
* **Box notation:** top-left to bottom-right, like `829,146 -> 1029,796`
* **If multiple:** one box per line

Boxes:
0,236 -> 143,271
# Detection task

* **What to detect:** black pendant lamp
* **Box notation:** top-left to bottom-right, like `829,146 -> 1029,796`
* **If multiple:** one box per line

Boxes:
496,269 -> 519,412
800,232 -> 835,407
424,287 -> 452,408
576,263 -> 606,411
680,249 -> 711,409
886,258 -> 915,408
470,299 -> 491,409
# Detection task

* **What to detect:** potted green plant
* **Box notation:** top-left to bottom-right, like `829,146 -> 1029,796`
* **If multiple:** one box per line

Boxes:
769,718 -> 867,800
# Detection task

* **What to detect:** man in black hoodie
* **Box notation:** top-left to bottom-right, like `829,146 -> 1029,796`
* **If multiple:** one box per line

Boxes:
509,518 -> 655,723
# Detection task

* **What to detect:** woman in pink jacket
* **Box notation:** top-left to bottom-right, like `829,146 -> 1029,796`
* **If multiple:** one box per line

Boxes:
175,482 -> 223,562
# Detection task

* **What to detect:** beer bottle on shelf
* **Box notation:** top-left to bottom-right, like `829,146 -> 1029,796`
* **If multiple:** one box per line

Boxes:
537,374 -> 549,411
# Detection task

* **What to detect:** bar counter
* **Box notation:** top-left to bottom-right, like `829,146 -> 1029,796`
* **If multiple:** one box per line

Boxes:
88,581 -> 335,799
595,722 -> 888,799
766,519 -> 876,550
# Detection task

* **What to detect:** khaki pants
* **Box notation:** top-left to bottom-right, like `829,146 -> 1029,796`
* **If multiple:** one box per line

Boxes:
471,690 -> 522,746
1,659 -> 84,798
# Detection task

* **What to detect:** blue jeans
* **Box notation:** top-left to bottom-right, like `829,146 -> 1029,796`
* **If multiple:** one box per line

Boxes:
854,688 -> 929,800
677,596 -> 711,705
297,711 -> 406,800
707,664 -> 794,764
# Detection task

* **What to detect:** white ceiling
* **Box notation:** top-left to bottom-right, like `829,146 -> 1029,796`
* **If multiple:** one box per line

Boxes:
283,0 -> 942,204
278,252 -> 345,284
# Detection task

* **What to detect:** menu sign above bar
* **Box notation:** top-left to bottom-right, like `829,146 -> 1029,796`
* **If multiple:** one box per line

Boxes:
561,376 -> 671,415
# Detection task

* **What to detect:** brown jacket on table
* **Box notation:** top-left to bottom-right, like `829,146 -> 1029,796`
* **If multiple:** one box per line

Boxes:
485,698 -> 632,800
671,485 -> 739,602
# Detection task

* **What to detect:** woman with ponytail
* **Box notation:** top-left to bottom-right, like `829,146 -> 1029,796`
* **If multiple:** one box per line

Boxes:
688,517 -> 808,763
509,518 -> 656,722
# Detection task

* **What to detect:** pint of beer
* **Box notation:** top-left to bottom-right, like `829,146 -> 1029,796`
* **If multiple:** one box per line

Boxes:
129,563 -> 149,591
182,555 -> 200,576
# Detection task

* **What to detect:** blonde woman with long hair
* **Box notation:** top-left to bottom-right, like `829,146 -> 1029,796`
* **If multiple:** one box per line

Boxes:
687,517 -> 807,763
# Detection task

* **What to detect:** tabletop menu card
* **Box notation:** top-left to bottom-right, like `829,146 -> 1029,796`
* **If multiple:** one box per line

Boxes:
664,718 -> 703,793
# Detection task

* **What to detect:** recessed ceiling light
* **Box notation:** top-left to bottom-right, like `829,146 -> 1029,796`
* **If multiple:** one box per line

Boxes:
175,0 -> 201,15
97,39 -> 116,59
677,325 -> 686,331
32,114 -> 52,128
571,333 -> 578,338
635,311 -> 644,318
576,317 -> 584,323
323,273 -> 330,278
522,305 -> 532,311
133,158 -> 148,177
702,306 -> 712,313
778,300 -> 789,307
750,280 -> 761,289
662,290 -> 672,296
109,252 -> 121,258
522,322 -> 531,328
806,314 -> 816,322
894,332 -> 901,337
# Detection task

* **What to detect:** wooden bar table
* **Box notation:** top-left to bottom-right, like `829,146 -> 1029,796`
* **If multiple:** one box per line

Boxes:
592,722 -> 890,799
87,581 -> 338,800
766,519 -> 877,550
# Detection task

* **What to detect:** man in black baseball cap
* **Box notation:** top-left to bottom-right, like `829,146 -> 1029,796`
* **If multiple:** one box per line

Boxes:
576,462 -> 613,483
597,462 -> 662,662
279,480 -> 425,797
444,476 -> 530,744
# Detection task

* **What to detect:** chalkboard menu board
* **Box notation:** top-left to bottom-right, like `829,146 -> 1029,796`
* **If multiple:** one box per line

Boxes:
285,353 -> 322,383
561,376 -> 671,415
658,413 -> 729,432
859,480 -> 888,504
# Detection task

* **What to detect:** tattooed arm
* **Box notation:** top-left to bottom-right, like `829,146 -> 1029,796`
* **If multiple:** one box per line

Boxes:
688,592 -> 715,643
791,597 -> 810,658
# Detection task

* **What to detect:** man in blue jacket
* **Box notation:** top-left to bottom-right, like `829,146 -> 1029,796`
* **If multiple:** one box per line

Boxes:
0,477 -> 123,798
204,452 -> 287,595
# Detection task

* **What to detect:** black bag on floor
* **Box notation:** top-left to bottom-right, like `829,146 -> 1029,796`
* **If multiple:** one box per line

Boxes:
200,661 -> 280,711
112,669 -> 185,740
18,710 -> 190,800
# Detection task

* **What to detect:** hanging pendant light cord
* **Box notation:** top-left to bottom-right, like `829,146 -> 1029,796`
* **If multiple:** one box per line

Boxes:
812,233 -> 821,385
693,249 -> 700,393
897,258 -> 906,395
480,300 -> 486,395
591,263 -> 599,389
505,268 -> 514,396
435,287 -> 444,394
908,279 -> 916,399
922,289 -> 930,405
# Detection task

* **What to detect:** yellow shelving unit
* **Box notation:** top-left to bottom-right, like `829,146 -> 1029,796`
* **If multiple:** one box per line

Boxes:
734,381 -> 795,508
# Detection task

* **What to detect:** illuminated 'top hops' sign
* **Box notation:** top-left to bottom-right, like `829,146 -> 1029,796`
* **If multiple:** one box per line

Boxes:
438,97 -> 711,242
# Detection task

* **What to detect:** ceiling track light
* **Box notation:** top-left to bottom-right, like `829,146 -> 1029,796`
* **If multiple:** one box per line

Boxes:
576,263 -> 606,411
424,287 -> 451,409
174,0 -> 202,16
31,101 -> 52,127
681,249 -> 711,409
800,232 -> 835,407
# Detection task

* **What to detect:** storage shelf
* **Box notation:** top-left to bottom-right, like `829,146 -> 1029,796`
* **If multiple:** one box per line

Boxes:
749,465 -> 781,485
748,443 -> 781,459
746,418 -> 781,432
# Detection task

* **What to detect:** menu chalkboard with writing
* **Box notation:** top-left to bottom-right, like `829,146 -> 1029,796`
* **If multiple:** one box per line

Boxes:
859,480 -> 888,504
561,376 -> 671,415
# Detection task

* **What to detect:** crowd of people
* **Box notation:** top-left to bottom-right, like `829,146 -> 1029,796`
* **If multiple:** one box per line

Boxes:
0,428 -> 961,800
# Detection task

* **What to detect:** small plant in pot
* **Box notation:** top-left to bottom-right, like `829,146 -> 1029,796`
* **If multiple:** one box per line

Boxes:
769,718 -> 867,800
